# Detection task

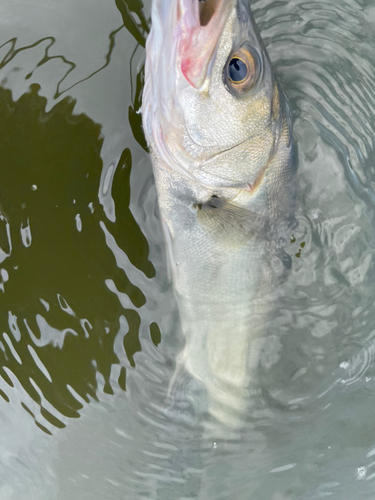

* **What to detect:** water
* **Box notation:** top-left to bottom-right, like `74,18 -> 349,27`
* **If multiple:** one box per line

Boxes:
0,0 -> 375,498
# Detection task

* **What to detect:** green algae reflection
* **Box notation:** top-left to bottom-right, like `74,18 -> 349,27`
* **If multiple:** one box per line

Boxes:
0,84 -> 155,432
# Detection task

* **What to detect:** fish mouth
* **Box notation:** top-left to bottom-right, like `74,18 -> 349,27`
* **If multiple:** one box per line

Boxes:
198,0 -> 221,27
177,0 -> 234,88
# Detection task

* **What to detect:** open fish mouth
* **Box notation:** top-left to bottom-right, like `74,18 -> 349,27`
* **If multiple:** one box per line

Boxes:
176,0 -> 233,88
198,0 -> 221,26
150,0 -> 234,89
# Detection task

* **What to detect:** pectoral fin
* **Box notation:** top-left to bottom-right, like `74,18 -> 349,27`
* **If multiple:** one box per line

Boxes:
195,195 -> 270,243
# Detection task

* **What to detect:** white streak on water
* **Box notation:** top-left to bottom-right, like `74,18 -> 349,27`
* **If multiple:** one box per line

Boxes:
269,463 -> 296,473
2,333 -> 22,364
27,345 -> 52,382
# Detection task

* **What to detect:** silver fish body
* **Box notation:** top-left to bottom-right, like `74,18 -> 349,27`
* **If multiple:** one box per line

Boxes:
142,0 -> 296,429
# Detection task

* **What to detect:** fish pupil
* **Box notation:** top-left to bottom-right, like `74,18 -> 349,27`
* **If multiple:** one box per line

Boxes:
228,57 -> 247,83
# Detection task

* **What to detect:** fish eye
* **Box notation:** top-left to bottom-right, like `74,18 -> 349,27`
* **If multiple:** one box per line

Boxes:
228,58 -> 248,83
225,47 -> 258,94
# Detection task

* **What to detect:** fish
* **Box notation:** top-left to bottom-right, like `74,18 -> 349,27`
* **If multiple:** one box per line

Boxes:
142,0 -> 296,431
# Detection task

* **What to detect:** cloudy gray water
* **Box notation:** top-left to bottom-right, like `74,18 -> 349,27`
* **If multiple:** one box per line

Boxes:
0,0 -> 375,498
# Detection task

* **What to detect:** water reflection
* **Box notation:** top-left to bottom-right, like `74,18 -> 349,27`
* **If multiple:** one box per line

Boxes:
116,0 -> 150,151
115,0 -> 149,47
0,83 -> 154,432
129,53 -> 148,151
0,27 -> 126,99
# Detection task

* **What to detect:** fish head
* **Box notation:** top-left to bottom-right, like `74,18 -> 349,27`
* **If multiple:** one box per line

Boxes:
143,0 -> 292,193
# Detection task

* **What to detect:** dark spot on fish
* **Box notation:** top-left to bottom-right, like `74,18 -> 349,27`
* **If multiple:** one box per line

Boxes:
193,195 -> 219,212
207,195 -> 220,209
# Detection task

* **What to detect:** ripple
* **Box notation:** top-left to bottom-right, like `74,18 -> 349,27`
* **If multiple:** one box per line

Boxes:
254,0 -> 375,212
250,0 -> 375,405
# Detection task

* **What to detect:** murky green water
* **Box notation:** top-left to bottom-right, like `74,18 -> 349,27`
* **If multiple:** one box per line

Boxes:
1,0 -> 375,498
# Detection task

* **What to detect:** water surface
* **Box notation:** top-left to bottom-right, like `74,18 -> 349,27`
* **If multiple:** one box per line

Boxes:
1,0 -> 375,498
